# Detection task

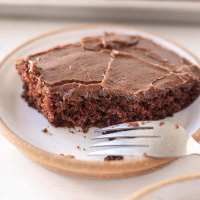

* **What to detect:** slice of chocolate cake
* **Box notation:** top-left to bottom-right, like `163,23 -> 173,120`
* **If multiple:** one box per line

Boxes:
16,33 -> 200,131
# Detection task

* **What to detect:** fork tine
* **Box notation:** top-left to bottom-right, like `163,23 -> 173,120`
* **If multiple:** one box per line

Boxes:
95,122 -> 154,134
96,121 -> 153,132
95,123 -> 131,133
88,147 -> 147,156
90,138 -> 151,148
95,126 -> 154,134
91,130 -> 159,140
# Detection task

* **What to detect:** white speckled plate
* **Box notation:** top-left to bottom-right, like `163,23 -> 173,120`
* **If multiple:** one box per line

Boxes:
0,25 -> 200,178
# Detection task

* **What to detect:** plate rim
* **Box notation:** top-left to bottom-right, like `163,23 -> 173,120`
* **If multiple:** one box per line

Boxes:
128,173 -> 200,200
0,24 -> 199,179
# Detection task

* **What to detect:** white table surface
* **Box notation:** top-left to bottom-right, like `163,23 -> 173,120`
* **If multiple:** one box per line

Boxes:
0,18 -> 200,200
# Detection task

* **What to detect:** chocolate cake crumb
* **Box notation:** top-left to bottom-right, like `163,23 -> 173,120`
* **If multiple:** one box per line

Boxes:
76,128 -> 82,132
42,128 -> 48,133
175,124 -> 180,129
128,122 -> 140,127
42,128 -> 53,135
76,145 -> 81,150
69,129 -> 75,134
159,122 -> 165,126
104,155 -> 124,161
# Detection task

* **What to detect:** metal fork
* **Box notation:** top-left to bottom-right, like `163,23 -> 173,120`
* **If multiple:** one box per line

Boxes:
88,120 -> 200,158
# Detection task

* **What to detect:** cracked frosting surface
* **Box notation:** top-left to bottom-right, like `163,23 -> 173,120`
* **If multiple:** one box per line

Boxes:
28,33 -> 200,93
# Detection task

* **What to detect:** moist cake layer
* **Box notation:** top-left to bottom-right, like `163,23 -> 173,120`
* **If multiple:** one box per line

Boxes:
16,32 -> 200,131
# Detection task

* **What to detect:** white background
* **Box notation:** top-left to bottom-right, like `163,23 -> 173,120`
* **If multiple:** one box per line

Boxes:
0,18 -> 200,200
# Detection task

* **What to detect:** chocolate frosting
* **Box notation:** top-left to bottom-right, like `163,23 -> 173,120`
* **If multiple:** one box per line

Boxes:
27,33 -> 200,94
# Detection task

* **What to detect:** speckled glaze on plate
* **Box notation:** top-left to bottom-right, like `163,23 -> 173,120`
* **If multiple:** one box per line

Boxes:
0,24 -> 200,179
